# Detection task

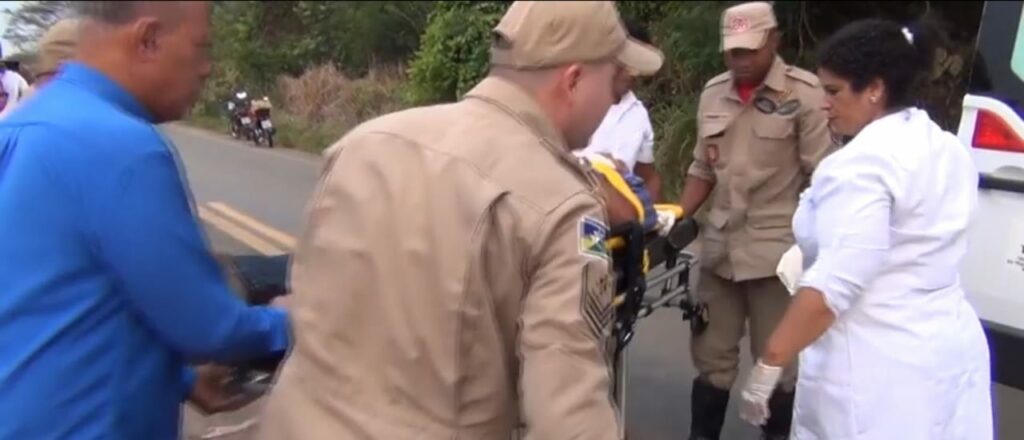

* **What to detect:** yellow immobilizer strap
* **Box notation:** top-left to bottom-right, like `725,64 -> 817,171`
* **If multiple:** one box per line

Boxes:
587,156 -> 690,309
590,160 -> 652,286
609,204 -> 686,309
589,159 -> 647,226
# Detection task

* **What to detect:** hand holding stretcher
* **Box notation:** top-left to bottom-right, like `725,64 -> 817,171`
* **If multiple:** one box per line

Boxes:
217,165 -> 706,432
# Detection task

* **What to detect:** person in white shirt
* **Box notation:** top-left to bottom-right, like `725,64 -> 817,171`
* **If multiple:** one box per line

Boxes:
0,61 -> 30,119
0,41 -> 30,118
736,17 -> 993,439
584,19 -> 663,202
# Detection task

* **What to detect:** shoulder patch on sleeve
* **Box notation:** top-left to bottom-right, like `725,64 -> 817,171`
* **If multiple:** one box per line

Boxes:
784,66 -> 821,87
579,216 -> 610,260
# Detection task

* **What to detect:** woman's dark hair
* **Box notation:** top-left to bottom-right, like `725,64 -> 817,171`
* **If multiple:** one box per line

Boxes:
624,18 -> 653,46
817,17 -> 949,109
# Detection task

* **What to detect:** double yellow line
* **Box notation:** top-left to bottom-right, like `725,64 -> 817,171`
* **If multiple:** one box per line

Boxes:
197,201 -> 296,255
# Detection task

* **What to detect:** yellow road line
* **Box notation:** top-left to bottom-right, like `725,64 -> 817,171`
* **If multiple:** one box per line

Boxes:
205,202 -> 297,250
198,204 -> 286,256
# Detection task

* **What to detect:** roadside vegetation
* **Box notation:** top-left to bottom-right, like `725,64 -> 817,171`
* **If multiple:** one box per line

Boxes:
4,0 -> 984,197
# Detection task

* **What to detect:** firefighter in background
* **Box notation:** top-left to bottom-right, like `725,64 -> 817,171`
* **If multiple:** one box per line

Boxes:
675,2 -> 836,439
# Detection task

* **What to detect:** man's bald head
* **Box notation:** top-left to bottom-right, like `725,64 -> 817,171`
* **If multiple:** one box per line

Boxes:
72,1 -> 211,123
483,1 -> 663,151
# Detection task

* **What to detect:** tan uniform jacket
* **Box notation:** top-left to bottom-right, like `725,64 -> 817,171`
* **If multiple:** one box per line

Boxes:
256,77 -> 622,440
687,56 -> 836,282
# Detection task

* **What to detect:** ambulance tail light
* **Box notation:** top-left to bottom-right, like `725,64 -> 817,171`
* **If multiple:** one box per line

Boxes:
973,110 -> 1024,153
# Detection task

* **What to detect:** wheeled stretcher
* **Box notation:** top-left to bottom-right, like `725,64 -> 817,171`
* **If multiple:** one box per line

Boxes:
222,204 -> 705,433
605,206 -> 704,437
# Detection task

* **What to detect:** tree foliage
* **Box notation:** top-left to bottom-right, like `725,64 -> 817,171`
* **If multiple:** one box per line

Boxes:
619,2 -> 734,196
403,1 -> 509,105
205,1 -> 433,87
2,1 -> 73,53
198,0 -> 433,116
190,0 -> 985,197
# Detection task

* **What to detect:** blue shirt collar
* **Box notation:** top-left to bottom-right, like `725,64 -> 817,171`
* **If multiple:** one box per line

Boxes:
57,62 -> 155,122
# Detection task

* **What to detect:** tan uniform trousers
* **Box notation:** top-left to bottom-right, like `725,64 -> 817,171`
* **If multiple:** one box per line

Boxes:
691,271 -> 797,391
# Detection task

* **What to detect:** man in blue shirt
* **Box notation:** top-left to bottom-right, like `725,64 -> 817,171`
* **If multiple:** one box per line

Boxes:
0,2 -> 291,438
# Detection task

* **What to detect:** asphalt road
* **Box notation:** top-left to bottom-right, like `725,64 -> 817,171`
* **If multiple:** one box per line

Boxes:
169,122 -> 1024,439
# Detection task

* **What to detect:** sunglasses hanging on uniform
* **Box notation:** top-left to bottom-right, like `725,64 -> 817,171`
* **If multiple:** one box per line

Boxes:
752,92 -> 802,117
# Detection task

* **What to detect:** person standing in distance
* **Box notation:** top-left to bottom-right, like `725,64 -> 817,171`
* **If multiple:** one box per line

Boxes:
0,45 -> 31,119
584,19 -> 664,202
676,2 -> 836,439
255,1 -> 663,439
0,2 -> 291,439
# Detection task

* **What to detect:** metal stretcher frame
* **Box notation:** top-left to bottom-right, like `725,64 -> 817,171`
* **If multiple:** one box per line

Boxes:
606,214 -> 704,437
225,207 -> 706,435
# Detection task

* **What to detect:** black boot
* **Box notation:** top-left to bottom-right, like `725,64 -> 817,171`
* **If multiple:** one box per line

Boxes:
761,389 -> 795,440
688,377 -> 731,440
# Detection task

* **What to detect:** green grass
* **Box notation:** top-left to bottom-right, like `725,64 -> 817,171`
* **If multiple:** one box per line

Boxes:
184,112 -> 230,134
183,111 -> 346,154
272,112 -> 349,155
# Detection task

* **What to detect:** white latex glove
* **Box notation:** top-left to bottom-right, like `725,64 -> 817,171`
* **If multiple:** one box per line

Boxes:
775,244 -> 804,296
738,359 -> 783,426
655,209 -> 676,237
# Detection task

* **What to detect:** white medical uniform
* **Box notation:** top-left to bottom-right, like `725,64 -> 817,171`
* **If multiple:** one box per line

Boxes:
791,108 -> 993,439
583,91 -> 655,172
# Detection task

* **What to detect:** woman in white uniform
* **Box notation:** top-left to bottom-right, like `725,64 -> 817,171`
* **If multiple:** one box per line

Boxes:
736,18 -> 994,439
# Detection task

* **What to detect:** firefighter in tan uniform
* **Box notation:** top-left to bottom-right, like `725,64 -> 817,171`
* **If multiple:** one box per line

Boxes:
255,2 -> 663,439
676,3 -> 836,440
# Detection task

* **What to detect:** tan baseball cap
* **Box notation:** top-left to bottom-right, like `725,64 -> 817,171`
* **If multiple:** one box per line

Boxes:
490,1 -> 664,76
721,2 -> 777,52
34,18 -> 80,77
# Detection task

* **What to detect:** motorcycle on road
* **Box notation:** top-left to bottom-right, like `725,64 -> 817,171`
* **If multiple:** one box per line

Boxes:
225,93 -> 276,148
249,99 -> 275,148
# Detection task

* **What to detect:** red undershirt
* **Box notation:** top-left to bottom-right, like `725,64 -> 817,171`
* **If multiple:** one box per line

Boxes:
736,81 -> 758,104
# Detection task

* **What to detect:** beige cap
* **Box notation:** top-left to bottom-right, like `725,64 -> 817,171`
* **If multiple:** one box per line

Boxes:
34,18 -> 80,77
721,2 -> 777,52
490,1 -> 664,76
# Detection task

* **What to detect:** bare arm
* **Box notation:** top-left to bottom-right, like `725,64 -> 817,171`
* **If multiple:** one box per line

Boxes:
678,175 -> 715,218
762,150 -> 897,368
634,162 -> 663,203
761,287 -> 836,368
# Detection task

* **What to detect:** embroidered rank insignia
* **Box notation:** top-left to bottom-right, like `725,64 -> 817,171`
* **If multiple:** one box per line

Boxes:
580,264 -> 614,341
776,88 -> 794,102
579,216 -> 610,260
776,99 -> 801,116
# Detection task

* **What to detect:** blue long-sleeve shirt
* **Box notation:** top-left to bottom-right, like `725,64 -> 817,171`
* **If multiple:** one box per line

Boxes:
0,63 -> 291,439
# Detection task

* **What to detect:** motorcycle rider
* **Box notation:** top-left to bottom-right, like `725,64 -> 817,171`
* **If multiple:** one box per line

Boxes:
226,89 -> 252,137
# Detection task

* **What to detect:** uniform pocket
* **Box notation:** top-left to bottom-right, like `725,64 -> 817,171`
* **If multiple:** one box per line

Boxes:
794,333 -> 858,438
699,210 -> 729,270
707,209 -> 729,230
749,214 -> 792,230
701,120 -> 729,139
753,119 -> 794,139
751,116 -> 797,167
